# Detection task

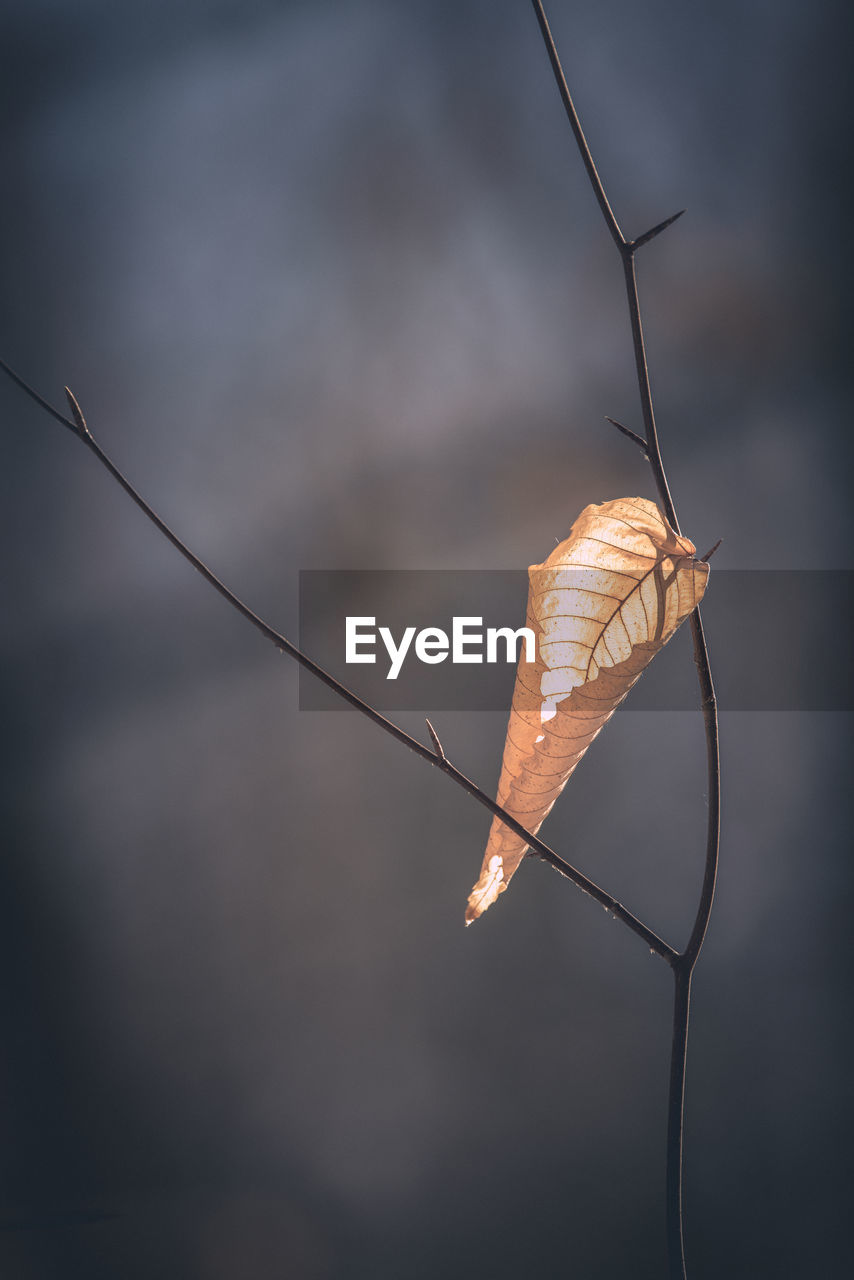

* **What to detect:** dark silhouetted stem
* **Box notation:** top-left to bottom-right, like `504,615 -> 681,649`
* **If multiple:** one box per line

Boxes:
530,4 -> 721,1278
666,966 -> 692,1277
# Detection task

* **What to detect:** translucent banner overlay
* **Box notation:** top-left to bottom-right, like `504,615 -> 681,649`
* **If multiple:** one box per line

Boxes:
298,570 -> 853,711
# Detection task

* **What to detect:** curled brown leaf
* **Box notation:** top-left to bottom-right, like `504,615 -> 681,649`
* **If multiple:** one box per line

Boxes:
466,497 -> 709,924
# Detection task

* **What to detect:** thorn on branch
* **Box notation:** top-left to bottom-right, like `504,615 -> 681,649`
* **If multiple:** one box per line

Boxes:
425,718 -> 446,762
629,209 -> 686,252
604,416 -> 650,457
64,386 -> 91,439
700,538 -> 722,563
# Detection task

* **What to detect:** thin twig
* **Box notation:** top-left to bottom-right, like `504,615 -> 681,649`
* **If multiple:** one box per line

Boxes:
604,415 -> 650,456
0,358 -> 678,964
630,209 -> 686,252
529,0 -> 624,247
530,4 -> 721,1279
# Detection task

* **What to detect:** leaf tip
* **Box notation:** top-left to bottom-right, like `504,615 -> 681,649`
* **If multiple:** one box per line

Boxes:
465,854 -> 506,923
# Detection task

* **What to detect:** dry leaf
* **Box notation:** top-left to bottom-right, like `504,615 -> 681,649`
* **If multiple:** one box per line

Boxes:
466,496 -> 709,924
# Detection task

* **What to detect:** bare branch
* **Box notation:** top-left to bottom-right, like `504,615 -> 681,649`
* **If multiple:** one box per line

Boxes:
531,5 -> 721,1277
0,358 -> 678,964
529,0 -> 625,248
0,356 -> 78,436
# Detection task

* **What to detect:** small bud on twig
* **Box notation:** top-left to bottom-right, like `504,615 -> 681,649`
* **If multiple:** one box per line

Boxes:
425,718 -> 446,761
64,386 -> 91,439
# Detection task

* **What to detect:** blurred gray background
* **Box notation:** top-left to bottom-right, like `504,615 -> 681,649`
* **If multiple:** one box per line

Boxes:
1,1 -> 851,1276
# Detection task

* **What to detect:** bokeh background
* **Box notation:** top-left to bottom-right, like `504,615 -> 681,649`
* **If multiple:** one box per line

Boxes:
1,1 -> 851,1276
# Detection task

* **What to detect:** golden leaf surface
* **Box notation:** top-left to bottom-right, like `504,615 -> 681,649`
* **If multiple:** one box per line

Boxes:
465,496 -> 709,924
